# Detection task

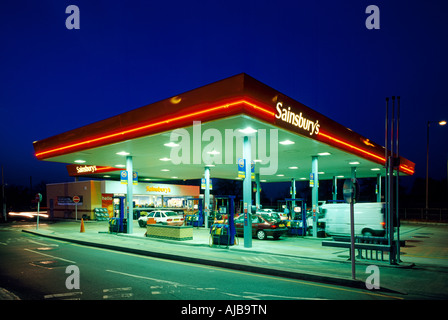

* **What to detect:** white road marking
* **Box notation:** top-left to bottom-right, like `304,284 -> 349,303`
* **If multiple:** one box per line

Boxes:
24,248 -> 76,263
44,292 -> 82,299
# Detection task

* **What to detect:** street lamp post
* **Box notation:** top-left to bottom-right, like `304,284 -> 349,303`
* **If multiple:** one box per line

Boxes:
426,120 -> 447,213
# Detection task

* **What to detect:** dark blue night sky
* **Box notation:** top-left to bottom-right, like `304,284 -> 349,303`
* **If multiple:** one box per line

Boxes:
1,0 -> 447,191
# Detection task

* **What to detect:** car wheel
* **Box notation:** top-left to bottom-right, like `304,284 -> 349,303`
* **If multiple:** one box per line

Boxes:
362,229 -> 373,237
256,230 -> 266,240
138,220 -> 145,228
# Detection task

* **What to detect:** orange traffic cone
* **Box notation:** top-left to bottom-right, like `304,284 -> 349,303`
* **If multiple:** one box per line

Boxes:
80,218 -> 85,233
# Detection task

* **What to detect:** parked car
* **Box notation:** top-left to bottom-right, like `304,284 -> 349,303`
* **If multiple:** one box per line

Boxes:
138,210 -> 184,227
234,214 -> 288,240
256,208 -> 288,221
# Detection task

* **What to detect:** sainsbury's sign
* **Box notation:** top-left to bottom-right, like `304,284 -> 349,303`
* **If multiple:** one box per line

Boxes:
275,102 -> 320,136
76,165 -> 97,174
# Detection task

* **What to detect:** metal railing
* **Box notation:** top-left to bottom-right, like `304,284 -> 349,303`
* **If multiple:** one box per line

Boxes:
400,208 -> 448,222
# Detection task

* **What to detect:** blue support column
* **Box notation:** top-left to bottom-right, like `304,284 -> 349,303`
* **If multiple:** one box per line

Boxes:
332,176 -> 338,201
311,156 -> 318,237
376,173 -> 382,202
126,156 -> 134,234
204,166 -> 210,229
243,136 -> 252,248
255,173 -> 261,209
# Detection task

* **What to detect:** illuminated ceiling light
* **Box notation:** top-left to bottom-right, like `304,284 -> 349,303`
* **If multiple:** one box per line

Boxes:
371,168 -> 381,171
276,174 -> 284,177
299,177 -> 307,180
164,142 -> 179,147
116,151 -> 130,156
336,175 -> 344,178
349,161 -> 360,165
318,152 -> 331,156
207,150 -> 220,155
318,172 -> 325,175
115,164 -> 126,168
171,176 -> 178,179
144,178 -> 151,181
161,169 -> 170,172
279,140 -> 295,145
205,164 -> 215,167
170,96 -> 182,104
439,120 -> 447,126
74,160 -> 86,163
288,166 -> 298,169
103,175 -> 111,178
159,157 -> 171,161
238,127 -> 257,134
260,179 -> 267,182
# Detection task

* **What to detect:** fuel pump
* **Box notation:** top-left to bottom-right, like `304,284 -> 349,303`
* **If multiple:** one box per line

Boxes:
186,198 -> 203,227
210,195 -> 236,247
110,196 -> 126,233
285,198 -> 307,236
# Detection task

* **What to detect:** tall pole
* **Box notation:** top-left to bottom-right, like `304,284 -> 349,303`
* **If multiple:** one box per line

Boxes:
204,166 -> 210,228
311,156 -> 319,237
1,166 -> 6,223
396,96 -> 401,262
243,136 -> 252,248
426,121 -> 430,213
350,166 -> 357,280
126,156 -> 134,234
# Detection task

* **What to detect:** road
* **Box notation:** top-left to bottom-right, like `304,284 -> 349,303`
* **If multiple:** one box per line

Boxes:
0,223 -> 406,304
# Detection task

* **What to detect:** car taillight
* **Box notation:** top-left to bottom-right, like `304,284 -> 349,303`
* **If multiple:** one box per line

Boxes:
380,222 -> 386,229
271,225 -> 277,229
167,219 -> 172,222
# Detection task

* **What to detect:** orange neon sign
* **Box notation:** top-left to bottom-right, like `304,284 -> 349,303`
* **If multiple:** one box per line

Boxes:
35,99 -> 414,176
35,99 -> 275,159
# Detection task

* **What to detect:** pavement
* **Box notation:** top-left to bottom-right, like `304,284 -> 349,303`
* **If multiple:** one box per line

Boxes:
18,219 -> 448,299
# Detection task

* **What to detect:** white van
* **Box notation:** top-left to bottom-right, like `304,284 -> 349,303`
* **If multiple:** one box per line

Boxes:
321,202 -> 385,237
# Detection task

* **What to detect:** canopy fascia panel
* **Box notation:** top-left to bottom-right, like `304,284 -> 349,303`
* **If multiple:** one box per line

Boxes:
32,73 -> 415,177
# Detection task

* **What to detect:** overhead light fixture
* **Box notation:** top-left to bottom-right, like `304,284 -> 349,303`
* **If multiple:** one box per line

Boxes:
164,142 -> 179,147
349,161 -> 360,165
318,172 -> 325,175
299,177 -> 307,180
205,164 -> 215,167
171,176 -> 178,179
336,175 -> 344,178
74,160 -> 86,163
116,151 -> 130,156
318,152 -> 331,156
115,164 -> 126,168
103,175 -> 111,178
371,168 -> 381,171
439,120 -> 447,126
159,157 -> 171,161
260,179 -> 267,182
144,178 -> 152,181
276,174 -> 284,177
288,166 -> 298,169
161,169 -> 170,172
279,140 -> 295,145
238,127 -> 257,134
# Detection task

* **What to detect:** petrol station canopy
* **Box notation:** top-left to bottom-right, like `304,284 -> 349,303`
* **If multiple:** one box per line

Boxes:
33,73 -> 415,182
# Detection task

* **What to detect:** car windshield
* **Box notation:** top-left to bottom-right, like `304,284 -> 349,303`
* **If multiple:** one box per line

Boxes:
164,211 -> 179,216
262,215 -> 277,223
